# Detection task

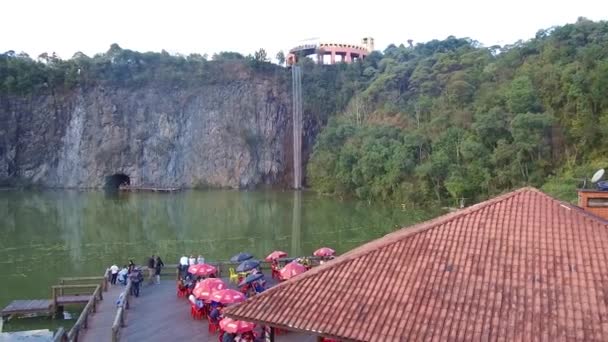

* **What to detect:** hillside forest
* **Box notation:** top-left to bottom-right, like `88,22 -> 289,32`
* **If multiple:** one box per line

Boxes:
305,18 -> 608,205
1,18 -> 607,205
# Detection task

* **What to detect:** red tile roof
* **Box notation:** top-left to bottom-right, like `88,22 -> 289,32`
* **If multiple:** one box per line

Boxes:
225,188 -> 608,341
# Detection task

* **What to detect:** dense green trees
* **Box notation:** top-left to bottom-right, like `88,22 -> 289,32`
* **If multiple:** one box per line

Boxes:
0,44 -> 281,94
307,18 -> 608,204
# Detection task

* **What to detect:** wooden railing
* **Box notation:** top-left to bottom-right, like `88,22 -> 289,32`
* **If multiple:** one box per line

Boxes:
111,279 -> 132,342
51,284 -> 100,307
65,284 -> 103,342
52,326 -> 68,342
59,276 -> 109,292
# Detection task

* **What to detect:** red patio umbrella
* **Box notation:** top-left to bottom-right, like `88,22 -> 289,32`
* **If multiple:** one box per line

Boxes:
192,278 -> 226,300
313,247 -> 335,257
279,261 -> 307,280
265,250 -> 288,261
188,263 -> 217,277
210,289 -> 246,304
219,317 -> 255,334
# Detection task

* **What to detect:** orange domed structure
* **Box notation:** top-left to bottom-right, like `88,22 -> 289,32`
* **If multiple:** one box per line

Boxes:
287,37 -> 374,65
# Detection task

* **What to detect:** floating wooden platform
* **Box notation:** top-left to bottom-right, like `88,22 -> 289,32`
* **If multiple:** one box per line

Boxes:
56,295 -> 92,305
119,186 -> 181,192
1,299 -> 52,317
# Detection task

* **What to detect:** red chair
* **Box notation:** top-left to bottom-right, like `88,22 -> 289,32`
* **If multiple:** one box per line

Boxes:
177,284 -> 188,298
208,316 -> 220,333
190,303 -> 204,320
270,263 -> 280,279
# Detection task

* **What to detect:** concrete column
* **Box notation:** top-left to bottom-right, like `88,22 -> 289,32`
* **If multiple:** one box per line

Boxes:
345,52 -> 352,63
330,51 -> 336,64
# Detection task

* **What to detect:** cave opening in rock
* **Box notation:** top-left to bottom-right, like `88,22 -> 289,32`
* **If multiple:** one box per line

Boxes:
104,173 -> 130,190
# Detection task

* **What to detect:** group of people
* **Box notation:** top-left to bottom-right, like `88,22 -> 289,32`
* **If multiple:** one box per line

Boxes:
146,254 -> 165,285
178,254 -> 205,277
108,255 -> 164,298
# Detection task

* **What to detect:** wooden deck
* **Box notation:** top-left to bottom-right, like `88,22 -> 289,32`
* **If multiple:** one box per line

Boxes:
80,276 -> 315,342
1,300 -> 53,316
119,186 -> 181,192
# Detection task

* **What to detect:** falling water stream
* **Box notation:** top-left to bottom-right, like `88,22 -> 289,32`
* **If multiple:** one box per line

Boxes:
291,66 -> 303,189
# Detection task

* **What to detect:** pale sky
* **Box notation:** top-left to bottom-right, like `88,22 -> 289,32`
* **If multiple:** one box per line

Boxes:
2,0 -> 607,60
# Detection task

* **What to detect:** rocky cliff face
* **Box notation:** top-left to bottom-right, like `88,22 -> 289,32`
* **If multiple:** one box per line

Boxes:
0,64 -> 296,188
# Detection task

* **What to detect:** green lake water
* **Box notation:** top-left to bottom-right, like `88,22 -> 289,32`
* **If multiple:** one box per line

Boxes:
0,189 -> 441,332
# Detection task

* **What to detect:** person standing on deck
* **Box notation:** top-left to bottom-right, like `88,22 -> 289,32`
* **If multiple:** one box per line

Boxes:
129,269 -> 142,297
117,266 -> 128,285
146,255 -> 155,285
179,255 -> 189,278
189,254 -> 196,266
154,255 -> 164,284
110,264 -> 119,285
197,254 -> 205,264
128,260 -> 135,273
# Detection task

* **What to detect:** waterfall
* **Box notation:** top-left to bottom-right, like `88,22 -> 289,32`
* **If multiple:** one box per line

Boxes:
292,66 -> 303,189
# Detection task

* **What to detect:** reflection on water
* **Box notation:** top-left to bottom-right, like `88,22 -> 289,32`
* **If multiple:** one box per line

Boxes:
291,191 -> 302,257
0,189 -> 441,312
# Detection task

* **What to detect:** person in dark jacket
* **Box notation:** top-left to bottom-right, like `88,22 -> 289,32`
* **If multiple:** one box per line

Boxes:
146,255 -> 155,285
209,304 -> 222,323
221,332 -> 236,342
154,256 -> 164,284
129,269 -> 142,297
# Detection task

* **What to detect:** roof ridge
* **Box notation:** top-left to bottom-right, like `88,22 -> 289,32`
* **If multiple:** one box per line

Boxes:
531,187 -> 608,225
226,187 -> 538,315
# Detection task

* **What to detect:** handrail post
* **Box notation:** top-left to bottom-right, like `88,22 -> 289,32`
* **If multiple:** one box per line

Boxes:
103,269 -> 110,291
52,287 -> 57,310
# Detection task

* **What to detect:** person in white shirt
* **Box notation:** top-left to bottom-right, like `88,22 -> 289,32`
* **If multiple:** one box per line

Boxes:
189,255 -> 196,266
179,255 -> 188,278
180,255 -> 188,266
110,265 -> 119,285
197,255 -> 205,264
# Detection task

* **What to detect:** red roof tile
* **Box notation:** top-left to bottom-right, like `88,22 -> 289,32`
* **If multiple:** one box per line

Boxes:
225,188 -> 608,341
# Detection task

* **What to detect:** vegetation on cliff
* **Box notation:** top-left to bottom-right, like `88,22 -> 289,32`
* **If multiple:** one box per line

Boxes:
0,44 -> 278,94
306,18 -> 608,204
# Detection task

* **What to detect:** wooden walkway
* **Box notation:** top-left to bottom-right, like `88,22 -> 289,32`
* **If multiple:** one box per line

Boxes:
76,284 -> 123,341
76,277 -> 315,342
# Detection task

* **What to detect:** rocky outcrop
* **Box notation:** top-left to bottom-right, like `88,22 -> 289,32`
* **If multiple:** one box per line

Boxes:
0,64 -> 296,188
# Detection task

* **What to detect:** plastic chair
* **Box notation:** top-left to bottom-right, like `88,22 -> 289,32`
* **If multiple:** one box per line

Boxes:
271,265 -> 280,280
228,267 -> 239,284
208,316 -> 220,333
191,303 -> 205,320
177,283 -> 188,298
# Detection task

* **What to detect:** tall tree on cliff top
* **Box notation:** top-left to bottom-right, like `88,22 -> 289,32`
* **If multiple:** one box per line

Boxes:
276,51 -> 286,66
254,49 -> 268,62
